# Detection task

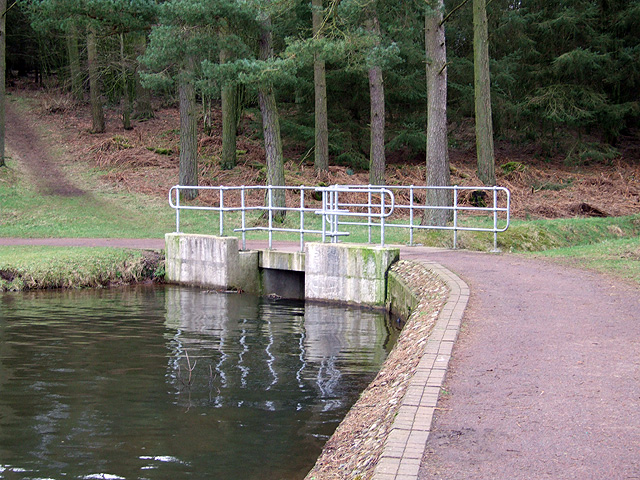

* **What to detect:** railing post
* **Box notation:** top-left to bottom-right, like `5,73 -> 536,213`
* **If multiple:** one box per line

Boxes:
368,187 -> 372,244
333,188 -> 340,243
321,188 -> 327,243
175,187 -> 181,233
241,186 -> 246,250
453,186 -> 458,249
409,185 -> 414,246
331,188 -> 337,243
300,187 -> 305,252
268,186 -> 273,249
380,189 -> 386,246
493,187 -> 499,252
219,188 -> 225,236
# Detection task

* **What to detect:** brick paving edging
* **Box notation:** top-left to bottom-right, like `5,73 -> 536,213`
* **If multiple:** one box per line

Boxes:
373,261 -> 469,480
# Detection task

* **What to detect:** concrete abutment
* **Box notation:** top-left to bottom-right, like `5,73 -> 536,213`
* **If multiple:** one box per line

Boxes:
165,234 -> 403,308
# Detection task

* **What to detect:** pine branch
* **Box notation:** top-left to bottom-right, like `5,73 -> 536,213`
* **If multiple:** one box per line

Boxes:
2,1 -> 17,17
441,0 -> 470,25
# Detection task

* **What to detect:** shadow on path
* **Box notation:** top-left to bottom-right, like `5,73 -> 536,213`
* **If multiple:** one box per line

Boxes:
5,100 -> 86,197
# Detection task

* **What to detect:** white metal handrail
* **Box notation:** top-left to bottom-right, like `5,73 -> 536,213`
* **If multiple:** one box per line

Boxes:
168,184 -> 510,251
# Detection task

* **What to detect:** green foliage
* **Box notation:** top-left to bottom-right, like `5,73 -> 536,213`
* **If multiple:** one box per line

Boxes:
334,150 -> 368,170
500,161 -> 526,174
531,179 -> 574,192
386,125 -> 427,154
13,0 -> 640,168
564,142 -> 621,166
146,147 -> 173,156
527,84 -> 606,127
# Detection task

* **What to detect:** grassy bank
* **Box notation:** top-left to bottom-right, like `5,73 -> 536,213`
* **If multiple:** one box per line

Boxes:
528,236 -> 640,285
0,156 -> 175,239
0,246 -> 164,291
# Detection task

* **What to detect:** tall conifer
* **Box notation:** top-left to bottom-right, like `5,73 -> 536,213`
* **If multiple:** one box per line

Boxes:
423,0 -> 452,227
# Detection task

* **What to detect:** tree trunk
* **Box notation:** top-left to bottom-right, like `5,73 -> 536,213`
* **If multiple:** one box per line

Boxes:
473,0 -> 496,185
258,13 -> 286,221
312,0 -> 329,175
221,83 -> 237,170
179,64 -> 198,201
0,0 -> 5,167
366,14 -> 385,186
423,0 -> 452,227
219,29 -> 237,170
87,27 -> 105,133
66,21 -> 83,102
120,33 -> 132,130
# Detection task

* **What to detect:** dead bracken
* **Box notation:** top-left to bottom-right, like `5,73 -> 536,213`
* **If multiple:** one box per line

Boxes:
13,86 -> 638,222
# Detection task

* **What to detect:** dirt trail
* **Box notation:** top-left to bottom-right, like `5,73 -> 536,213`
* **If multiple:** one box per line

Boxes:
5,99 -> 86,197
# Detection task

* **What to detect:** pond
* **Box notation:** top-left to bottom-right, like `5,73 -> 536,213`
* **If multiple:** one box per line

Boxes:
0,285 -> 398,480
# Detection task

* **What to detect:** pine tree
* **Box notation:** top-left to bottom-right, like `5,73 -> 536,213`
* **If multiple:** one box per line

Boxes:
219,22 -> 237,170
132,33 -> 154,120
423,0 -> 452,227
66,20 -> 83,102
27,0 -> 157,132
140,1 -> 214,199
312,0 -> 329,175
87,26 -> 105,133
473,0 -> 496,185
366,11 -> 386,185
179,58 -> 198,200
258,9 -> 286,220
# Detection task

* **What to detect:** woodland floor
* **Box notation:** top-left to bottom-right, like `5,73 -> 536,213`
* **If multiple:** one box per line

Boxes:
8,84 -> 639,219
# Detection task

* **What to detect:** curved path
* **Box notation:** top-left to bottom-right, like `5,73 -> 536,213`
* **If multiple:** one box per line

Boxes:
1,238 -> 638,478
404,249 -> 640,480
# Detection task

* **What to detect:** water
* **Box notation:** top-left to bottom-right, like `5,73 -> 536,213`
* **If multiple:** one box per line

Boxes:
0,285 -> 397,480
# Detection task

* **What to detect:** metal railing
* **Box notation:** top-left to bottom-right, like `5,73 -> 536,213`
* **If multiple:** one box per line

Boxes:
169,184 -> 510,251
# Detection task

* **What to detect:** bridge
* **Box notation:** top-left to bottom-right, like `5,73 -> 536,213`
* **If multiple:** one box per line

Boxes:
165,183 -> 510,307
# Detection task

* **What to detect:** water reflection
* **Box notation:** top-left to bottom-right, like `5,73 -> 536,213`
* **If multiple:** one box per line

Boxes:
0,286 -> 396,480
164,289 -> 389,414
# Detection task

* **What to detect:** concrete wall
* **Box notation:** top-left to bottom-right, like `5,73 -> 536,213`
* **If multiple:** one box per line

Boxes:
305,243 -> 400,306
165,233 -> 260,293
260,249 -> 305,271
386,270 -> 421,321
165,235 -> 400,307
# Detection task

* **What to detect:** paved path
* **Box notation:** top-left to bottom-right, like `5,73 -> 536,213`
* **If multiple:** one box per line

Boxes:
402,249 -> 640,480
2,238 -> 639,478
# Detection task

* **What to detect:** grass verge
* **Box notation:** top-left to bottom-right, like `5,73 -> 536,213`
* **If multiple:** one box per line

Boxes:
453,213 -> 640,252
0,155 -> 176,238
528,237 -> 640,285
0,246 -> 164,291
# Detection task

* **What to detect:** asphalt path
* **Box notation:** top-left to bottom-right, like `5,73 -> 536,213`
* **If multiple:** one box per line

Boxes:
405,249 -> 640,480
1,237 -> 638,478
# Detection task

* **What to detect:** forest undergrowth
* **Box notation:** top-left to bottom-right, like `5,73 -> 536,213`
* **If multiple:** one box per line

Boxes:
24,86 -> 640,221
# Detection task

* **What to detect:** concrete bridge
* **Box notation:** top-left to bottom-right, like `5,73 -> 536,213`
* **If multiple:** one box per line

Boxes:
165,233 -> 403,308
